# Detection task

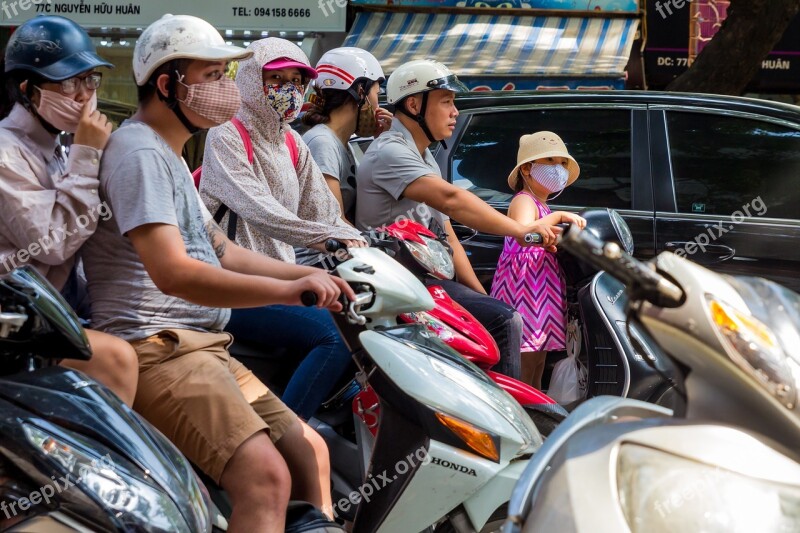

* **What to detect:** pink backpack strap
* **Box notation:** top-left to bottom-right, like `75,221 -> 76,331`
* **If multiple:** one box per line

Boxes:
231,117 -> 254,165
284,130 -> 299,170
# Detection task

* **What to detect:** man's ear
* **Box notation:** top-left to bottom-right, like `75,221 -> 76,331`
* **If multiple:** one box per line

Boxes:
19,80 -> 28,93
403,94 -> 420,116
155,73 -> 171,99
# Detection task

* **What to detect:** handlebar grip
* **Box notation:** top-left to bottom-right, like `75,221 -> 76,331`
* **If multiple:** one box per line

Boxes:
325,239 -> 347,253
300,291 -> 318,307
559,224 -> 683,307
524,233 -> 542,245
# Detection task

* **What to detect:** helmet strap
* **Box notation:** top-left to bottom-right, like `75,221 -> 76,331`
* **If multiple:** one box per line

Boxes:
397,92 -> 447,150
155,69 -> 204,135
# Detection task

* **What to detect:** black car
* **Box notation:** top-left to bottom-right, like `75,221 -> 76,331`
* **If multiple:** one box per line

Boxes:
430,90 -> 800,293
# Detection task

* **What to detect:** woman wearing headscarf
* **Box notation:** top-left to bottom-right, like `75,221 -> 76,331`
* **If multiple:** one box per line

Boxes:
200,38 -> 365,419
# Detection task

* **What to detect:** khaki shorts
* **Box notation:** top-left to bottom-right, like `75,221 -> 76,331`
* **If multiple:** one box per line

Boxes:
130,328 -> 297,484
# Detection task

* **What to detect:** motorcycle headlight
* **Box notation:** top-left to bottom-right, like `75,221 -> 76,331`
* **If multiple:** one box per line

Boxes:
402,236 -> 455,280
706,296 -> 797,409
23,423 -> 208,533
428,357 -> 540,456
617,444 -> 800,533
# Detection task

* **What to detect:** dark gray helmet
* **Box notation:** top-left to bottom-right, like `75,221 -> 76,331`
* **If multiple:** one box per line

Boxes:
4,16 -> 112,81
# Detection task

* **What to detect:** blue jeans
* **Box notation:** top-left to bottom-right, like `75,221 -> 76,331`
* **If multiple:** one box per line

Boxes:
225,305 -> 352,420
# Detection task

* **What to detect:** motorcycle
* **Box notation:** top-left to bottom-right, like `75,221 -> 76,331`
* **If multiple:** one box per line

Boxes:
556,209 -> 685,412
504,221 -> 800,532
0,266 -> 338,533
0,266 -> 215,532
355,221 -> 567,432
298,246 -> 543,532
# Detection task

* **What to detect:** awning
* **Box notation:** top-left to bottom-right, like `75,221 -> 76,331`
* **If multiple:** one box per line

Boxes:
343,12 -> 639,81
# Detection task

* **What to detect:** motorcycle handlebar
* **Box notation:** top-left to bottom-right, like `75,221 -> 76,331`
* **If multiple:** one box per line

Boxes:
558,224 -> 684,308
301,291 -> 318,307
523,233 -> 542,245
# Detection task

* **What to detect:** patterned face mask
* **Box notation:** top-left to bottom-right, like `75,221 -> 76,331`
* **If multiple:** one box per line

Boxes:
529,162 -> 569,193
178,77 -> 242,126
263,81 -> 303,122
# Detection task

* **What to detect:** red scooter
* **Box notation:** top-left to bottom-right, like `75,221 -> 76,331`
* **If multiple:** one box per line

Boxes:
361,221 -> 567,434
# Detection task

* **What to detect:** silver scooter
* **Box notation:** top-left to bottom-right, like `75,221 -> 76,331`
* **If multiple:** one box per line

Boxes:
504,223 -> 800,532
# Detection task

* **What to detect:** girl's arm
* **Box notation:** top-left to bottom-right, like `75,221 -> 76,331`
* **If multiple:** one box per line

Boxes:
538,210 -> 587,228
506,193 -> 540,225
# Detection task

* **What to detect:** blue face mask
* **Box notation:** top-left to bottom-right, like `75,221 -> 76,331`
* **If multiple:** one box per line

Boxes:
530,163 -> 569,193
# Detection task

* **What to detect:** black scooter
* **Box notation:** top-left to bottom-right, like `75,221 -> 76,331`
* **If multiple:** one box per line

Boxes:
556,209 -> 685,412
0,266 -> 215,532
0,266 -> 337,532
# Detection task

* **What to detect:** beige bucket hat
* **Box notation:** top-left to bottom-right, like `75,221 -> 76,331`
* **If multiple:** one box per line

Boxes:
507,131 -> 581,191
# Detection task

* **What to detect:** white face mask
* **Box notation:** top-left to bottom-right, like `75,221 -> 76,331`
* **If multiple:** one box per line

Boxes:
529,162 -> 569,193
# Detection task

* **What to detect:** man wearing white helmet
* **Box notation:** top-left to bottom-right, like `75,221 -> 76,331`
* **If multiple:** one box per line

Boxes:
356,59 -> 560,381
81,14 -> 349,531
302,47 -> 392,222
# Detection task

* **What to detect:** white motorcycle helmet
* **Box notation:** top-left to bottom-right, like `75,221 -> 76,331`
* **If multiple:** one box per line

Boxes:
314,47 -> 385,102
133,14 -> 251,86
132,14 -> 251,133
386,59 -> 467,146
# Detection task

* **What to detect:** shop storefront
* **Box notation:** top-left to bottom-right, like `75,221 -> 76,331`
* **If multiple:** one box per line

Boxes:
1,1 -> 347,114
344,0 -> 641,90
644,0 -> 800,93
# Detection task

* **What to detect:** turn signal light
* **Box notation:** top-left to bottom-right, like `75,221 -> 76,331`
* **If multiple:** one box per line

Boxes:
436,412 -> 499,462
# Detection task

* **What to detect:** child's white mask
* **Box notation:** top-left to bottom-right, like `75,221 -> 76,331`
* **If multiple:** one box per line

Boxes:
529,163 -> 569,193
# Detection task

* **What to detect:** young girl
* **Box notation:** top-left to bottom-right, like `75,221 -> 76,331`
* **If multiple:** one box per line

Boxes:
301,47 -> 392,224
0,16 -> 137,405
490,132 -> 586,390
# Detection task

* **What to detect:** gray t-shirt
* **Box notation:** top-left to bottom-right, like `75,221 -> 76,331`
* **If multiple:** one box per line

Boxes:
302,124 -> 357,220
81,121 -> 230,342
355,119 -> 448,237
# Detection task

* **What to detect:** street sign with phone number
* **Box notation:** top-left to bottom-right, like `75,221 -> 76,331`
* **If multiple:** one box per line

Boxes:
0,0 -> 344,31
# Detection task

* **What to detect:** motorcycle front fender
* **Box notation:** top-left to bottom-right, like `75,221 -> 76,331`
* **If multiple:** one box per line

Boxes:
462,459 -> 528,529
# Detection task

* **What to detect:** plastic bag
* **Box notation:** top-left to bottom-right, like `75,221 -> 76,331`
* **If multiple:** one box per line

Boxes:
548,319 -> 587,405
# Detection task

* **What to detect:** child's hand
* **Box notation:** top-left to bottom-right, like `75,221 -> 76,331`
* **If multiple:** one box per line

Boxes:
558,212 -> 587,229
517,220 -> 559,250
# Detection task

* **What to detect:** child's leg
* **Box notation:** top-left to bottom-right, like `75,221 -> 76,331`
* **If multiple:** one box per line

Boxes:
61,329 -> 138,406
521,351 -> 547,390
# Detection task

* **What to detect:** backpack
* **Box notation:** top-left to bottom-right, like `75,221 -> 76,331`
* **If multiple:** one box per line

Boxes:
192,117 -> 299,241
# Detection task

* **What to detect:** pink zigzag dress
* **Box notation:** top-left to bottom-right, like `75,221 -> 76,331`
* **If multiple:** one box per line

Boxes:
490,192 -> 567,352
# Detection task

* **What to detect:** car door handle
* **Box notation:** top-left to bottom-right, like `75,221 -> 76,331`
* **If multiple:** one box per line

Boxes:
664,242 -> 736,262
452,224 -> 478,242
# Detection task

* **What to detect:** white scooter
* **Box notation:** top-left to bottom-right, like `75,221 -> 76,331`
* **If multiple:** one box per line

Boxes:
309,246 -> 542,533
504,223 -> 800,532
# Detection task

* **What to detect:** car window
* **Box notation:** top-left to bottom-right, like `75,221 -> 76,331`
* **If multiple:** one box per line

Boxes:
666,112 -> 800,219
450,108 -> 633,209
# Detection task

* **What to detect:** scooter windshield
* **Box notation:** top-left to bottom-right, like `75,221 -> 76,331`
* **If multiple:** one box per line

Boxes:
378,323 -> 495,386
